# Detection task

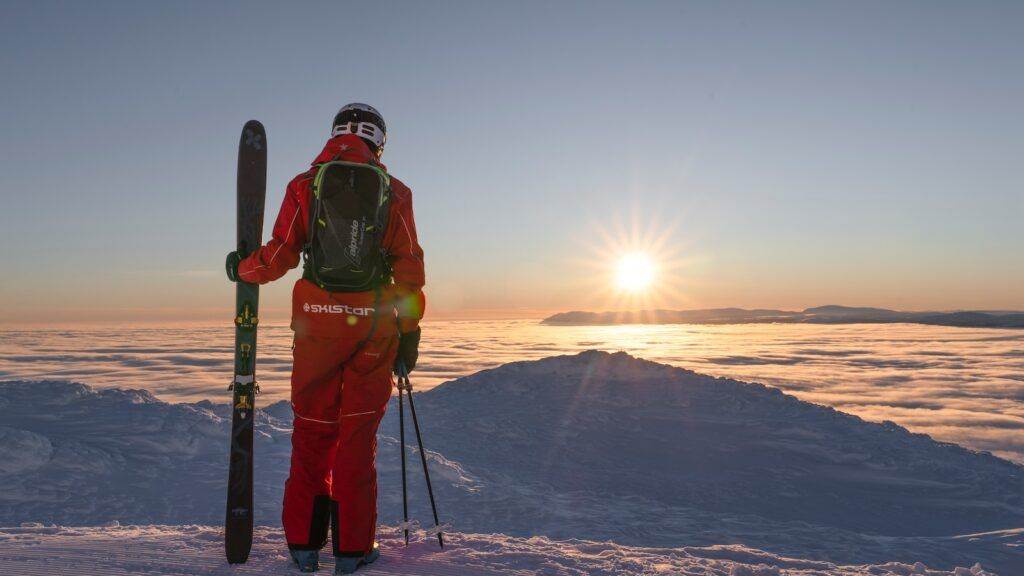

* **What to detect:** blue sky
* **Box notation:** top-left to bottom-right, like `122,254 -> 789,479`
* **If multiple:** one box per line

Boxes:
1,1 -> 1021,321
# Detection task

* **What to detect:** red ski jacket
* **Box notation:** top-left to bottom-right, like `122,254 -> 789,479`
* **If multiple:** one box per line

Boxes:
237,134 -> 425,338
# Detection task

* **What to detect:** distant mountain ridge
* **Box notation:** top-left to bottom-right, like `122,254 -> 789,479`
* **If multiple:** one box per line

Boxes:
542,305 -> 1024,328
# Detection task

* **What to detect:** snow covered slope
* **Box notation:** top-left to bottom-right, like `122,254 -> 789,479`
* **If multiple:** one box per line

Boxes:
417,351 -> 1022,536
0,351 -> 1020,573
0,524 -> 1002,576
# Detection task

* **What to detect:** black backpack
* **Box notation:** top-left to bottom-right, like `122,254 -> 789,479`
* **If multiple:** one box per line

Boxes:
302,161 -> 392,292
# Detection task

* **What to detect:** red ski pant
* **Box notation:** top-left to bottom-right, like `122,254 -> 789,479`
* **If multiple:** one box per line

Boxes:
282,334 -> 396,557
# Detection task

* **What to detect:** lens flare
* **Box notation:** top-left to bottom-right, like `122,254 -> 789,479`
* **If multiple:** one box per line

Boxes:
615,253 -> 655,292
567,204 -> 702,318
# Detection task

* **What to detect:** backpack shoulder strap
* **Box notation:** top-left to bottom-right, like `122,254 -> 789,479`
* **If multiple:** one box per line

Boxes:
301,162 -> 329,265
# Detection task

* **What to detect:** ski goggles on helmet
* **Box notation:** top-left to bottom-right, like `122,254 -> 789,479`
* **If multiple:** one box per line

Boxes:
332,121 -> 386,150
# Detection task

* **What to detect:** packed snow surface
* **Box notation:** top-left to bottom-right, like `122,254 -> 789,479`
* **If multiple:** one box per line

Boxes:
0,525 -> 1004,576
0,351 -> 1021,574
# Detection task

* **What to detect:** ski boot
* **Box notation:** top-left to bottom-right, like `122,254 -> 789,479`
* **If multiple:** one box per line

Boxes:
290,549 -> 319,573
334,543 -> 380,574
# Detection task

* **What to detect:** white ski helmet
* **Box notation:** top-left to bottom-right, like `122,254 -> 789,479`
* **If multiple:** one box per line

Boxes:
331,103 -> 387,154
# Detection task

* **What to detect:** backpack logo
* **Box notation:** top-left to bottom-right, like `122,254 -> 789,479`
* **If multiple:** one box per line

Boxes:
348,220 -> 361,259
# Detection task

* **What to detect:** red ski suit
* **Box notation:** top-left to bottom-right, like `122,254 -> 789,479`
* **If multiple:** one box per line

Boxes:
237,134 -> 425,557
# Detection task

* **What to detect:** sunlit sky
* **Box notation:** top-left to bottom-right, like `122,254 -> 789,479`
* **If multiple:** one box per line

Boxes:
1,1 -> 1022,322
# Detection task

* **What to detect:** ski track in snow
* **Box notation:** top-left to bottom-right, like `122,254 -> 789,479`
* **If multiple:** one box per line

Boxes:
0,525 -> 1003,576
0,351 -> 1021,574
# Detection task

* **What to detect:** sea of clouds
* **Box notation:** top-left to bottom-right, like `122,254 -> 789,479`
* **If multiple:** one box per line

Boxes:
0,319 -> 1022,462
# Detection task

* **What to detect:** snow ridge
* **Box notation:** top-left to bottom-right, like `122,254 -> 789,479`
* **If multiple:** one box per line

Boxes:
417,351 -> 1023,536
0,352 -> 1021,573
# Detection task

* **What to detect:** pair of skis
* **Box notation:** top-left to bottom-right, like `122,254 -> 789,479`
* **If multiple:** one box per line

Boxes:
225,120 -> 266,564
223,121 -> 444,564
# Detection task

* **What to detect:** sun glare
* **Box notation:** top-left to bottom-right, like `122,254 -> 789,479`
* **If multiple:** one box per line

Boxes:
615,253 -> 656,292
570,207 -> 699,316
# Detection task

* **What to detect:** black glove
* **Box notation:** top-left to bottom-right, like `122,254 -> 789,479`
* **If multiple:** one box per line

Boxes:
225,251 -> 243,282
395,328 -> 421,373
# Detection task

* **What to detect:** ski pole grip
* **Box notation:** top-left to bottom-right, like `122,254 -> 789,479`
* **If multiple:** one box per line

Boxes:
395,361 -> 413,391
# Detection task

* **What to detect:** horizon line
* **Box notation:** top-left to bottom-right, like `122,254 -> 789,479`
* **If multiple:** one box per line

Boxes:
3,302 -> 1022,327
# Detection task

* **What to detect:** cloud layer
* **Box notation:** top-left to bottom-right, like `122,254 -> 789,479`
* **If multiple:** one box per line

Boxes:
0,320 -> 1021,462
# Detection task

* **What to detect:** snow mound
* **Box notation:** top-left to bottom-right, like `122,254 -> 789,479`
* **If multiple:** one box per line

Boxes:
417,351 -> 1023,535
0,379 -> 478,528
0,524 -> 1002,576
0,427 -> 52,475
1,352 -> 1021,573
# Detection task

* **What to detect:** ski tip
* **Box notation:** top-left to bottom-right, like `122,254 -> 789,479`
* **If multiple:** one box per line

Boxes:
240,120 -> 266,152
242,119 -> 264,131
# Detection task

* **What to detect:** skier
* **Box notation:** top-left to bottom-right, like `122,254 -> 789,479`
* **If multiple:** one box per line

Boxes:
225,103 -> 425,574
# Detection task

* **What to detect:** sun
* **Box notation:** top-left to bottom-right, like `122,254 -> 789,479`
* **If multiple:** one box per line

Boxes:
615,253 -> 656,292
569,207 -> 700,314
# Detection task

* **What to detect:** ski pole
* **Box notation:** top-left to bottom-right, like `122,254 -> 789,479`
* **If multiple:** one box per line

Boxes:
397,368 -> 410,546
399,365 -> 445,549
